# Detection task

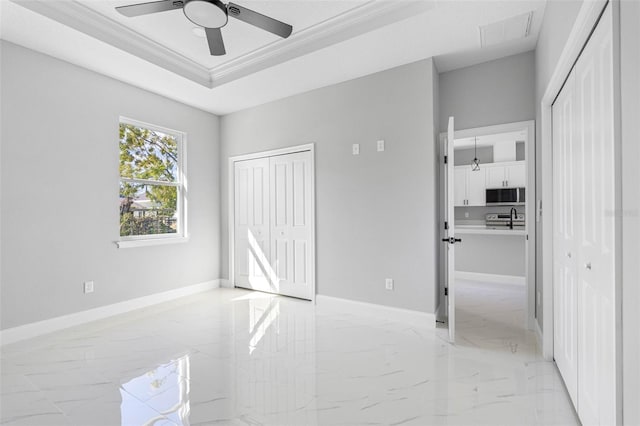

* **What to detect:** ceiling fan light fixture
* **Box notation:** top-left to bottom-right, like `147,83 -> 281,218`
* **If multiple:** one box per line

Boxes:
183,0 -> 228,28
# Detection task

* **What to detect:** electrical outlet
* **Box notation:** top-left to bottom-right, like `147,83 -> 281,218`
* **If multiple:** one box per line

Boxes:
352,143 -> 360,155
385,278 -> 394,290
377,140 -> 385,152
84,281 -> 94,294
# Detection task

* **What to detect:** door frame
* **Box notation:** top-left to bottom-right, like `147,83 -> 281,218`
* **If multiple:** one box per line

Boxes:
228,143 -> 317,302
438,120 -> 536,329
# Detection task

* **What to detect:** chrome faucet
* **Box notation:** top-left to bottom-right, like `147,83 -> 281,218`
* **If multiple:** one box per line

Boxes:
510,207 -> 517,230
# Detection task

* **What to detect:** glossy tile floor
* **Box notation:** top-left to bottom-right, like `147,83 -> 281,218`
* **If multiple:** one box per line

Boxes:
0,280 -> 579,425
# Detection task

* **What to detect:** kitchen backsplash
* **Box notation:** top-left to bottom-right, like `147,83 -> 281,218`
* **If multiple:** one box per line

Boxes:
455,205 -> 526,221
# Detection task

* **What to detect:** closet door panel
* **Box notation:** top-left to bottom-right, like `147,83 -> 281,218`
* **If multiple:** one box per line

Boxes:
552,70 -> 578,406
270,151 -> 313,300
234,158 -> 271,292
575,4 -> 616,425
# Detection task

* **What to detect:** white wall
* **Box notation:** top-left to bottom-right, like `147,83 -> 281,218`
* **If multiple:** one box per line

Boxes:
221,59 -> 438,314
534,0 -> 583,331
0,42 -> 221,330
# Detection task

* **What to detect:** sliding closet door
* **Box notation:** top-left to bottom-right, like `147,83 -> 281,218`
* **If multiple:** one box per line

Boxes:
574,4 -> 616,424
552,70 -> 578,407
269,151 -> 313,300
234,158 -> 272,293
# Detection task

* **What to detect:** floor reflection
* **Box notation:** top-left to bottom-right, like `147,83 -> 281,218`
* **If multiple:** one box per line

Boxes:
120,355 -> 190,426
0,287 -> 578,426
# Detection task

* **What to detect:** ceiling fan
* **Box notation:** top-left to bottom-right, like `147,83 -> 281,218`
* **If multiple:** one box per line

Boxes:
115,0 -> 293,56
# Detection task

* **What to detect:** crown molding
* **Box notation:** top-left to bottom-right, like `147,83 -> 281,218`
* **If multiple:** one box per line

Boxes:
11,0 -> 434,89
12,0 -> 212,86
208,1 -> 436,87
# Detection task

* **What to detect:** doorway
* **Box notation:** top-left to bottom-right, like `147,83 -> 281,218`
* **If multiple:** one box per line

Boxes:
439,120 -> 536,343
228,144 -> 316,301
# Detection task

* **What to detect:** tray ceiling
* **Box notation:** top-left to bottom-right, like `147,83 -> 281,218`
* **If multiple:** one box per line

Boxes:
1,0 -> 547,115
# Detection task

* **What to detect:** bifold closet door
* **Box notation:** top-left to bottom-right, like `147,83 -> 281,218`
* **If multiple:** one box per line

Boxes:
234,150 -> 313,300
574,4 -> 616,424
269,151 -> 313,300
552,3 -> 616,425
552,69 -> 578,407
234,158 -> 272,293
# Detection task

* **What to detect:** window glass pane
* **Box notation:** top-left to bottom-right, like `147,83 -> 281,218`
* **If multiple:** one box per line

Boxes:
119,123 -> 178,182
120,182 -> 178,237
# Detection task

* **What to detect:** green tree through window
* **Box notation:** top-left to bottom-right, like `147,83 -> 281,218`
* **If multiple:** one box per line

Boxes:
119,121 -> 183,238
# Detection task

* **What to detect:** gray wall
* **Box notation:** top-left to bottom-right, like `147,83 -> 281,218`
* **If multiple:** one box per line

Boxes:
221,59 -> 438,313
438,51 -> 535,132
0,42 -> 221,329
455,234 -> 525,277
534,0 -> 583,331
621,1 -> 640,423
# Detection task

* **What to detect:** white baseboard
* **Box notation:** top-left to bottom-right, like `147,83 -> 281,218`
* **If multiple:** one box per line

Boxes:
0,279 -> 221,346
315,295 -> 435,328
456,271 -> 525,286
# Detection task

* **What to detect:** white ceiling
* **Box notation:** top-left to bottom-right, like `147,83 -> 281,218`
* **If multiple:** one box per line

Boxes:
0,0 -> 547,115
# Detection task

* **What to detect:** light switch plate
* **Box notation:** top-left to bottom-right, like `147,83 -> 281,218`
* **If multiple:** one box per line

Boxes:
352,144 -> 360,155
377,140 -> 385,152
84,281 -> 94,294
385,278 -> 394,290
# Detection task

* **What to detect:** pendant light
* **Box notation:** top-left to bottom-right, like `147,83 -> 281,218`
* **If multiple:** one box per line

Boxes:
471,136 -> 481,171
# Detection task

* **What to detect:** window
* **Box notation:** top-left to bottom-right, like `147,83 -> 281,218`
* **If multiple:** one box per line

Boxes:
119,118 -> 186,244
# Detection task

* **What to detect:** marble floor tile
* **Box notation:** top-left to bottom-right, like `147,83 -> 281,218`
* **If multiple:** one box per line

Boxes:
1,280 -> 578,425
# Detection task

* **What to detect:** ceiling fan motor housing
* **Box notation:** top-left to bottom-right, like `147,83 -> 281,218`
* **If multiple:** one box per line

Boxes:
183,0 -> 228,28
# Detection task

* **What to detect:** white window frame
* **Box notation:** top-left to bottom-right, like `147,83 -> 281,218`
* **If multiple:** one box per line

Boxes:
116,117 -> 188,249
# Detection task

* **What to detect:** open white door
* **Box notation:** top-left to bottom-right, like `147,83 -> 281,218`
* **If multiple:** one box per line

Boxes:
445,116 -> 458,343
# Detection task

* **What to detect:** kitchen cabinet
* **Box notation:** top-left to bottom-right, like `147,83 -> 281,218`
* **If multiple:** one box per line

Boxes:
484,161 -> 526,188
454,166 -> 486,206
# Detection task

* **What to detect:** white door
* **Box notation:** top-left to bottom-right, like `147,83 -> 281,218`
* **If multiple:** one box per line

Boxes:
505,163 -> 526,187
574,5 -> 616,424
466,167 -> 486,206
445,117 -> 457,343
552,4 -> 616,424
552,70 -> 578,407
485,165 -> 506,188
269,151 -> 314,300
454,167 -> 467,206
234,158 -> 271,292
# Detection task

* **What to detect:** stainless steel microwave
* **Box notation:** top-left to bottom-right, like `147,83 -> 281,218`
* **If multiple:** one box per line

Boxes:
486,187 -> 525,206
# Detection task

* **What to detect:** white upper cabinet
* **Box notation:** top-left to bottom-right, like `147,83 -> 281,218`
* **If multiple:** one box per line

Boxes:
467,168 -> 486,206
454,167 -> 467,207
506,163 -> 526,187
484,161 -> 526,188
454,166 -> 486,206
485,166 -> 506,188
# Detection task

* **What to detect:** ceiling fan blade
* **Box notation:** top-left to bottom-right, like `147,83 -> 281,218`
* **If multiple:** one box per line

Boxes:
205,27 -> 226,56
116,0 -> 184,17
227,2 -> 292,38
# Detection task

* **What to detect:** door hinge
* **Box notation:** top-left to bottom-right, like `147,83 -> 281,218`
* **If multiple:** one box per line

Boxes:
444,287 -> 448,296
444,221 -> 449,230
444,155 -> 448,164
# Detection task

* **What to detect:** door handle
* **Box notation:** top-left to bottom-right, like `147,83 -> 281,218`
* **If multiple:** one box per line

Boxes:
566,252 -> 572,258
585,262 -> 592,270
442,237 -> 462,244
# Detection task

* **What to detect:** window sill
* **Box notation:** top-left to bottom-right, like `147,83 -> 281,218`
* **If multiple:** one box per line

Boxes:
116,235 -> 189,249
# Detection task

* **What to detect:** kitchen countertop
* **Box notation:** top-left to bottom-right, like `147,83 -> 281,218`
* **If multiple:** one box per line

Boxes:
455,224 -> 526,236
